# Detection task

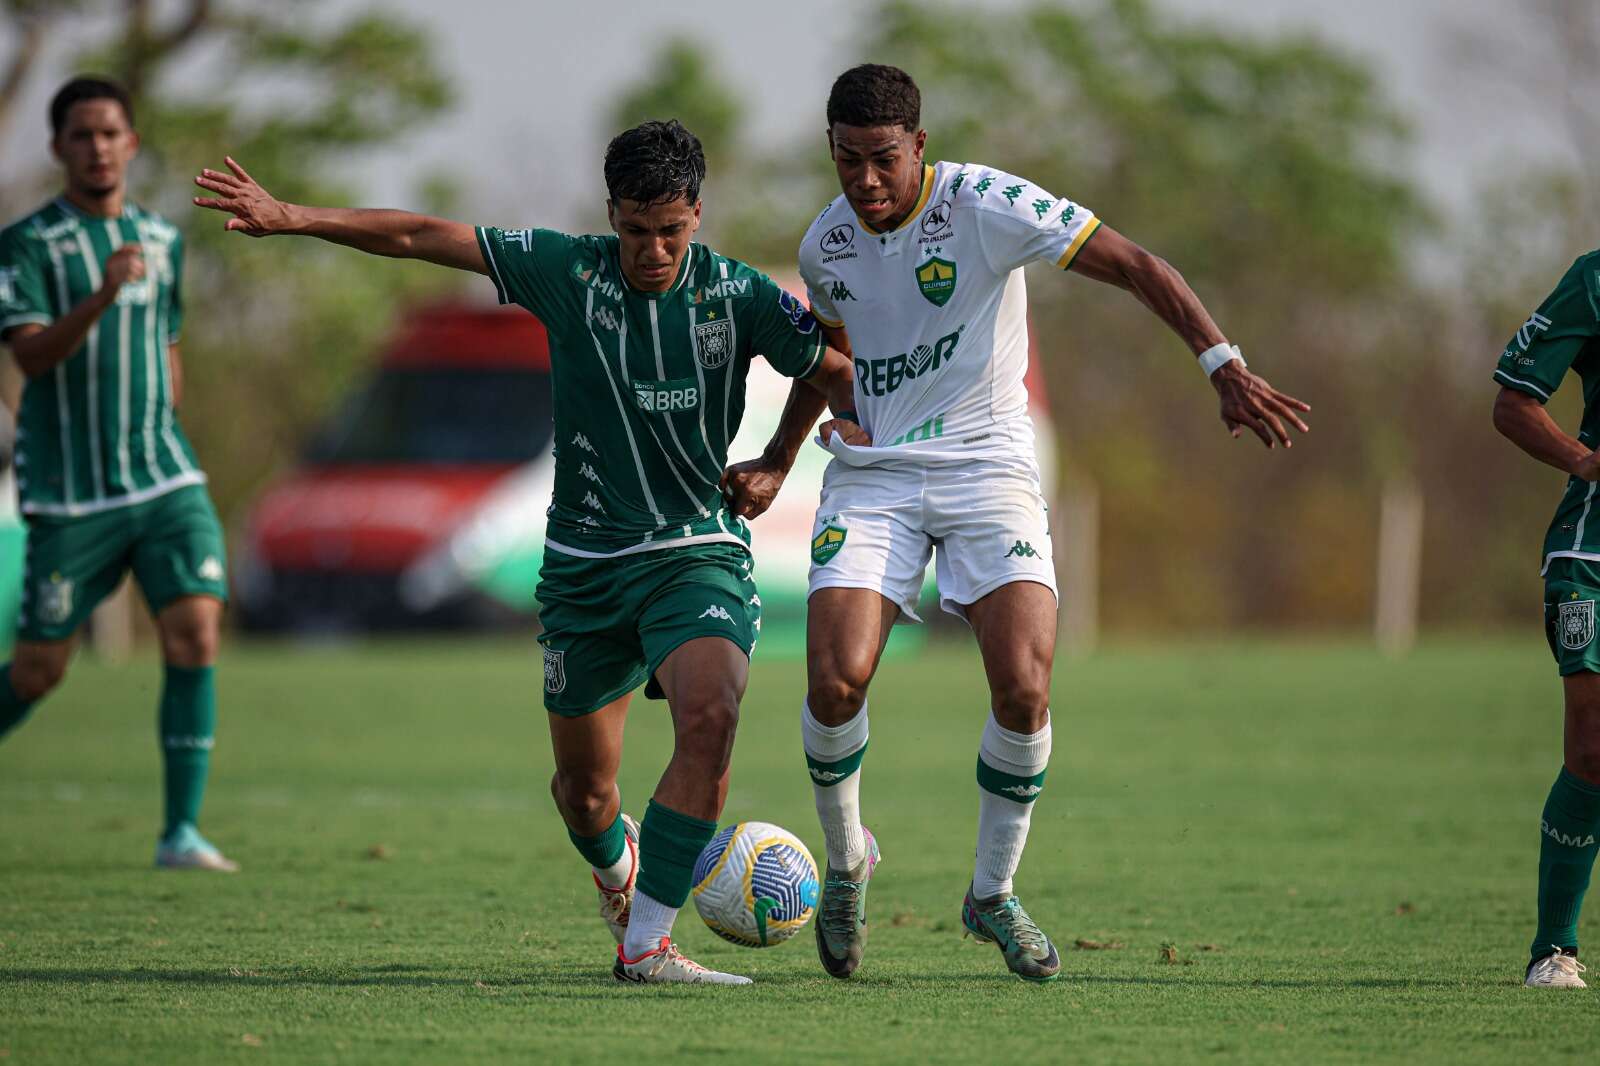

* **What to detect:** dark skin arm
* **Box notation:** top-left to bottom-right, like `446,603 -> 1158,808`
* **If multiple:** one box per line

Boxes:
4,243 -> 145,378
168,344 -> 183,408
193,157 -> 487,273
1493,386 -> 1600,480
1070,224 -> 1310,448
721,329 -> 863,520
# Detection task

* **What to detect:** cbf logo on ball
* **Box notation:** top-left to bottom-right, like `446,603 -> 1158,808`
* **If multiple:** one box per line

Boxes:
691,821 -> 820,947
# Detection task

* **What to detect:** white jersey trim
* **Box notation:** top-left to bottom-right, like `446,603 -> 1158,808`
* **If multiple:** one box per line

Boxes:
21,470 -> 206,518
545,530 -> 747,560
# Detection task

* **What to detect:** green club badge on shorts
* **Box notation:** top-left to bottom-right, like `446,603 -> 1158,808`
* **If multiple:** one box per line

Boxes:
916,256 -> 957,307
811,525 -> 847,566
38,572 -> 73,626
1560,597 -> 1595,650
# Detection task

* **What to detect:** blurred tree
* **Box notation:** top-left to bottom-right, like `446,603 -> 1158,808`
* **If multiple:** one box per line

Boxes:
0,0 -> 458,525
609,38 -> 742,171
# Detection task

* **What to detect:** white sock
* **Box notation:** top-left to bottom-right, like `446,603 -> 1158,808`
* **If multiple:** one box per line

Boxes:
801,699 -> 869,872
622,890 -> 677,959
593,831 -> 634,890
973,711 -> 1052,900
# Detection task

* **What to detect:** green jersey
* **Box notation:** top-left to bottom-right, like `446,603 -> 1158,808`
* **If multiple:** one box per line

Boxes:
1493,249 -> 1600,572
0,198 -> 201,517
475,226 -> 826,557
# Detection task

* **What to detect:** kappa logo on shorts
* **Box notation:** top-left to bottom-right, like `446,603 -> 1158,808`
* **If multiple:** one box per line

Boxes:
811,525 -> 847,566
698,605 -> 734,622
1560,598 -> 1595,651
197,556 -> 224,582
37,572 -> 73,626
1004,540 -> 1039,559
543,647 -> 567,694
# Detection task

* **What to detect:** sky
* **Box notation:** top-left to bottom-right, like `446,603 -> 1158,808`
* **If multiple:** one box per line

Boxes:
0,0 -> 1582,229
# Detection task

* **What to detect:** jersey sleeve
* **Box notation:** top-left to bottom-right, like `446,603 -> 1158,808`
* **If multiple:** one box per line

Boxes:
798,241 -> 844,328
1494,259 -> 1600,402
165,231 -> 185,345
747,274 -> 827,379
0,224 -> 53,336
474,226 -> 578,320
967,169 -> 1101,275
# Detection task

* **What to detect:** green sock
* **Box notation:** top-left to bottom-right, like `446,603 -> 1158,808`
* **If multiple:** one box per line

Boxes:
160,664 -> 216,837
0,665 -> 37,741
568,815 -> 626,869
1533,766 -> 1600,959
635,799 -> 716,908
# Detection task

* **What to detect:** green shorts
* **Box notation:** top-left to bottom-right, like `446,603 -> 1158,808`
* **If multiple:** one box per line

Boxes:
1545,558 -> 1600,675
19,484 -> 229,642
536,541 -> 760,717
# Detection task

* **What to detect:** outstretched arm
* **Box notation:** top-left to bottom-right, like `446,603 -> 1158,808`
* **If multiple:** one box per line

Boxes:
1493,386 -> 1600,480
193,157 -> 487,274
1070,224 -> 1310,449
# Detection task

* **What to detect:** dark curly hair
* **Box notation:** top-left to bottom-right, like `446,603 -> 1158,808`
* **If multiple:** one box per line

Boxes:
826,64 -> 921,131
50,75 -> 134,137
603,120 -> 706,208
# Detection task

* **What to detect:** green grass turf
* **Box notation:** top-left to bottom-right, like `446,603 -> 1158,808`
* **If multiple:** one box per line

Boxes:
0,637 -> 1595,1063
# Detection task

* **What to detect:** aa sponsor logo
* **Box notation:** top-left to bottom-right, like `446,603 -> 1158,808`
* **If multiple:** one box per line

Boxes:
819,224 -> 855,255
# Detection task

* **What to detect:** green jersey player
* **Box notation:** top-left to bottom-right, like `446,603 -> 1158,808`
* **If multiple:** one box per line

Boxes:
193,120 -> 854,985
0,77 -> 235,872
1492,249 -> 1600,989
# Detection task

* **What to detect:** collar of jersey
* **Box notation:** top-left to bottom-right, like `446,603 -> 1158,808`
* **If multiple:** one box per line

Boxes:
857,164 -> 935,236
53,195 -> 133,221
619,242 -> 696,300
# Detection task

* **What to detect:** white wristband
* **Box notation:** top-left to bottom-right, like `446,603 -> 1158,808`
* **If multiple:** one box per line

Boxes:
1198,342 -> 1244,378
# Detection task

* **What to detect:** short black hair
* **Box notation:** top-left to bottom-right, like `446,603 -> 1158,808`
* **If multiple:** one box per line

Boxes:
603,120 -> 706,208
826,64 -> 921,131
50,76 -> 134,137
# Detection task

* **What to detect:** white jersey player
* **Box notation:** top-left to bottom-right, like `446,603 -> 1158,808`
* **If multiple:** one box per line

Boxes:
725,63 -> 1310,983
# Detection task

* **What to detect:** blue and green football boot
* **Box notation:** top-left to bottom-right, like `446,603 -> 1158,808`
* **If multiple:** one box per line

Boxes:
962,884 -> 1060,982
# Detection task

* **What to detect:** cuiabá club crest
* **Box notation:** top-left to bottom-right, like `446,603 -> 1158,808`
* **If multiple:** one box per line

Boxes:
916,256 -> 957,307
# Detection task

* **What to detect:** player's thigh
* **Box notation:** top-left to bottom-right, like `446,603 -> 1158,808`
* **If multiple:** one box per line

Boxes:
931,461 -> 1058,626
537,555 -> 649,719
965,580 -> 1058,728
17,511 -> 135,644
807,461 -> 932,624
547,693 -> 631,788
805,587 -> 900,719
128,486 -> 229,619
155,594 -> 224,668
637,544 -> 759,709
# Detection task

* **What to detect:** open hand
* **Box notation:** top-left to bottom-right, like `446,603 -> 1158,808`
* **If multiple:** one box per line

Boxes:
192,157 -> 294,237
721,456 -> 789,520
1212,361 -> 1310,449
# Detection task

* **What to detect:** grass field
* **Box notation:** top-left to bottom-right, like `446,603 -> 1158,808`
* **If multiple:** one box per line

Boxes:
1,636 -> 1596,1063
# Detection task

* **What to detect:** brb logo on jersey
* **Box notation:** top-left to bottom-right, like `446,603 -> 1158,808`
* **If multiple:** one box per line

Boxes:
855,327 -> 963,397
634,377 -> 701,412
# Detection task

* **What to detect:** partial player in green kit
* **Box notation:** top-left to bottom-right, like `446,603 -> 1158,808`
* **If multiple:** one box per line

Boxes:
1493,247 -> 1600,989
0,77 -> 235,872
193,119 -> 857,984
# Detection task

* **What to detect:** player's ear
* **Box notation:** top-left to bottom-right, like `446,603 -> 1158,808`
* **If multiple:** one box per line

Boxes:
911,128 -> 927,161
605,199 -> 616,232
691,199 -> 702,231
826,127 -> 836,157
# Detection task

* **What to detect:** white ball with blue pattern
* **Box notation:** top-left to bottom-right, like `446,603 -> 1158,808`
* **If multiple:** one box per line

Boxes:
691,821 -> 821,947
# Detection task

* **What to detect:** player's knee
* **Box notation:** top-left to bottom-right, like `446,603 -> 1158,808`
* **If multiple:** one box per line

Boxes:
160,623 -> 218,668
11,654 -> 66,702
550,771 -> 611,829
991,677 -> 1051,733
675,696 -> 740,771
807,657 -> 872,724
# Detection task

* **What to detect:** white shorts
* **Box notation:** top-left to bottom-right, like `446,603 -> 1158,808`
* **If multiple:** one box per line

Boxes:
806,455 -> 1057,623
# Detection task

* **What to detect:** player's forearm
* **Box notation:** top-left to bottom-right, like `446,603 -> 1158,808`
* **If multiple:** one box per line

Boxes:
763,376 -> 832,469
284,206 -> 481,271
6,288 -> 117,378
1119,250 -> 1227,356
1494,388 -> 1592,475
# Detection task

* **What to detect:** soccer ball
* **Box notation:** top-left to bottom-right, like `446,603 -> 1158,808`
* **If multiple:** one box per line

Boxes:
691,821 -> 820,947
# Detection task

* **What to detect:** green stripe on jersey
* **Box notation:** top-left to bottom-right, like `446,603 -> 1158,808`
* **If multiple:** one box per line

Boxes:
475,226 -> 824,555
0,198 -> 201,515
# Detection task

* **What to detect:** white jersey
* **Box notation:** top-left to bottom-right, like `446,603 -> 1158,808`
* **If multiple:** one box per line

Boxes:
798,160 -> 1099,466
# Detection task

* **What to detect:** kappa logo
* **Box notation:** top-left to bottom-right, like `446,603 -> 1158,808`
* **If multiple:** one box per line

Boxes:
819,224 -> 855,255
1002,784 -> 1043,798
543,647 -> 567,694
579,462 -> 601,483
572,433 -> 597,454
808,767 -> 846,783
920,200 -> 952,238
828,280 -> 855,302
698,605 -> 734,622
694,318 -> 733,369
582,491 -> 606,512
1004,540 -> 1039,559
0,265 -> 18,305
1560,598 -> 1595,651
1543,819 -> 1597,847
197,556 -> 225,582
590,306 -> 621,333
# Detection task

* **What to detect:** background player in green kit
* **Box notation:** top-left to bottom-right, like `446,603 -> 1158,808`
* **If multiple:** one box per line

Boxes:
1492,248 -> 1600,988
0,78 -> 235,872
193,120 -> 857,985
